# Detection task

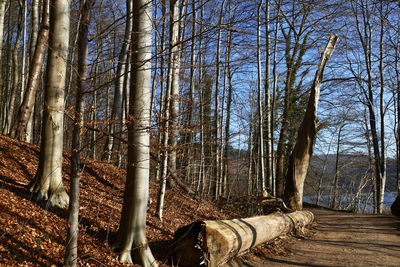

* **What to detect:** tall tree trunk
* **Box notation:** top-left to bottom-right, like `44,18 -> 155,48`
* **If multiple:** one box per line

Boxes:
114,0 -> 157,265
20,0 -> 27,105
257,0 -> 265,193
11,0 -> 50,141
30,0 -> 70,209
29,0 -> 40,62
156,0 -> 173,220
248,95 -> 254,196
64,0 -> 93,266
284,34 -> 338,211
331,124 -> 344,209
212,0 -> 226,198
264,0 -> 274,194
378,1 -> 387,214
24,0 -> 40,143
184,0 -> 197,184
168,0 -> 182,174
223,24 -> 233,198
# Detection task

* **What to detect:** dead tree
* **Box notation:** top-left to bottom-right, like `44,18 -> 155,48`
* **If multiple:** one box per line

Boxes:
284,34 -> 338,211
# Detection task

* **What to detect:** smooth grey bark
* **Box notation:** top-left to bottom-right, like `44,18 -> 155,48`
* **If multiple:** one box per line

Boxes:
26,0 -> 41,143
212,0 -> 226,198
264,0 -> 273,194
20,0 -> 27,103
156,0 -> 172,220
10,0 -> 49,142
157,0 -> 183,220
378,1 -> 388,214
0,0 -> 6,61
65,0 -> 93,266
168,0 -> 182,174
257,0 -> 265,193
270,1 -> 280,196
114,0 -> 157,265
154,0 -> 167,183
29,0 -> 40,62
223,23 -> 233,198
248,94 -> 254,196
30,0 -> 70,209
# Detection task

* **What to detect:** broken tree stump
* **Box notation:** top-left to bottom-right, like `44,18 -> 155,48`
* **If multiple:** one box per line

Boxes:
173,210 -> 314,266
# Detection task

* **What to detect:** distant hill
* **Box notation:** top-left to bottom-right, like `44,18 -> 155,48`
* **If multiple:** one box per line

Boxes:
306,153 -> 398,195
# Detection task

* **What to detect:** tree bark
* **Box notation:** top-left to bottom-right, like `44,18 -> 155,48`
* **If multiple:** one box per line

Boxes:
257,0 -> 265,193
168,0 -> 182,174
10,0 -> 50,142
0,0 -> 6,61
174,210 -> 314,267
30,0 -> 70,209
113,0 -> 157,265
64,0 -> 93,266
212,0 -> 226,198
284,34 -> 338,211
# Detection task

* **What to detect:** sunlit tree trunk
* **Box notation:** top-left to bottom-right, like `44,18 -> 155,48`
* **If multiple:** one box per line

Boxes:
264,0 -> 274,194
168,0 -> 182,174
257,0 -> 265,193
284,34 -> 338,211
114,0 -> 157,265
30,0 -> 70,209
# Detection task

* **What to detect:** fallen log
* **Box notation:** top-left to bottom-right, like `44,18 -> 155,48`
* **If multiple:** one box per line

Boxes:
173,210 -> 314,266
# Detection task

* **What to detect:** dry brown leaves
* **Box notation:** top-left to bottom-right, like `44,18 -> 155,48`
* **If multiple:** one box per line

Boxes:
0,134 -> 245,266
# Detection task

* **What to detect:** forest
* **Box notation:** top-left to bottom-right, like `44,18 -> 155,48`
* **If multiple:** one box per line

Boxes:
0,0 -> 400,266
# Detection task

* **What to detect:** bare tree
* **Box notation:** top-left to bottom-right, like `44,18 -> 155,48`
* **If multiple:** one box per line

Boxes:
284,34 -> 338,210
29,0 -> 70,209
11,0 -> 50,142
113,0 -> 157,265
102,0 -> 133,163
65,0 -> 94,266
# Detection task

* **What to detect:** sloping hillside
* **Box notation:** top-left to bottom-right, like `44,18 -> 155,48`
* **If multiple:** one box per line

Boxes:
0,134 -> 254,266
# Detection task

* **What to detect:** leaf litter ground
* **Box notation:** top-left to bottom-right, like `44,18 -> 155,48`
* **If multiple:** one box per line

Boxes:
0,134 -> 288,266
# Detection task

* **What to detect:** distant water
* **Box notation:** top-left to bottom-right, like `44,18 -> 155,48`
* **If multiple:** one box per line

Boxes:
304,192 -> 397,213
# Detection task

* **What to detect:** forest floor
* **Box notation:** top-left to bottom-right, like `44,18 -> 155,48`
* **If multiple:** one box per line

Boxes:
1,134 -> 399,266
0,134 -> 287,266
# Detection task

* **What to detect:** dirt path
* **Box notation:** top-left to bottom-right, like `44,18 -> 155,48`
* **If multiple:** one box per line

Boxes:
239,208 -> 400,267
